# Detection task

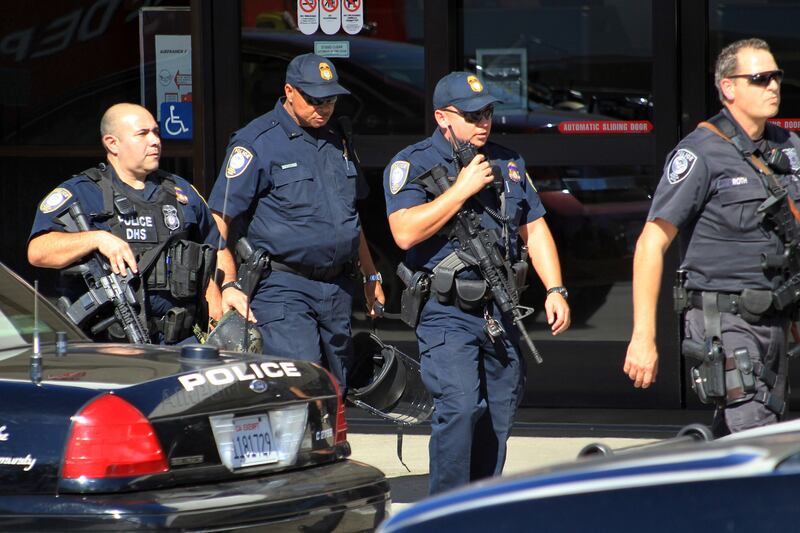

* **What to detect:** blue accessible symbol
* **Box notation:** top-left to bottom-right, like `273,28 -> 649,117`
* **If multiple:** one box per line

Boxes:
160,102 -> 192,140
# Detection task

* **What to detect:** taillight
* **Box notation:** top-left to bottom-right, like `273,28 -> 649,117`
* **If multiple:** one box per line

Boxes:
323,370 -> 348,444
62,394 -> 168,479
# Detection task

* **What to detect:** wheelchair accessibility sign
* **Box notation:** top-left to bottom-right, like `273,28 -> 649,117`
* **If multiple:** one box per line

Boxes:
160,102 -> 192,140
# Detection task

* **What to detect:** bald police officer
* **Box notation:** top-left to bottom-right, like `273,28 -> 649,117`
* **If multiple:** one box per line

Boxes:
625,38 -> 800,434
29,103 -> 219,344
209,53 -> 384,389
385,72 -> 570,494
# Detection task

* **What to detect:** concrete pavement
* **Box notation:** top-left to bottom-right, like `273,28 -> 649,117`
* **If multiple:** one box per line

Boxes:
345,407 -> 695,512
348,431 -> 658,511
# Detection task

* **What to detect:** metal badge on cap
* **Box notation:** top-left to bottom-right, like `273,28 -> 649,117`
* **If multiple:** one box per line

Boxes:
467,75 -> 484,93
319,62 -> 333,80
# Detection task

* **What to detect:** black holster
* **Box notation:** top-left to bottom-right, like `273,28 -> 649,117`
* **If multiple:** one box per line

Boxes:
397,262 -> 430,329
683,337 -> 727,403
511,260 -> 529,293
235,237 -> 271,299
160,306 -> 193,344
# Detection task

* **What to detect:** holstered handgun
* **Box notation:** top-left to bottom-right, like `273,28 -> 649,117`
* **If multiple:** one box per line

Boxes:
235,237 -> 270,300
397,262 -> 430,329
683,337 -> 726,403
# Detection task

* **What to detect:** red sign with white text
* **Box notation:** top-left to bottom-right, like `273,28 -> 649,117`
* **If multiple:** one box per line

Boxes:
558,120 -> 654,134
769,118 -> 800,131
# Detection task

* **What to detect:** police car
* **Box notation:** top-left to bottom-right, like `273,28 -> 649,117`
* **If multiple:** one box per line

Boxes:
0,262 -> 389,531
378,421 -> 800,532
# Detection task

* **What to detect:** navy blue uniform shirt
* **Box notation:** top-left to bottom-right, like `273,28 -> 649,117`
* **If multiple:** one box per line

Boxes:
383,128 -> 545,271
648,108 -> 800,292
208,99 -> 365,268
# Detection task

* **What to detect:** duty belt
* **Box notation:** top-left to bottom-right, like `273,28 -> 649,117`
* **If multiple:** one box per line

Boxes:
688,292 -> 741,314
271,259 -> 354,282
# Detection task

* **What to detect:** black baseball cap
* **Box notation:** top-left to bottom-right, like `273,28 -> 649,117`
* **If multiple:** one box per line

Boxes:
433,71 -> 501,112
285,53 -> 350,98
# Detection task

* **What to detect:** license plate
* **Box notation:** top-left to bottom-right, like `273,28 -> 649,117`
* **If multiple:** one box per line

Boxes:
230,414 -> 278,469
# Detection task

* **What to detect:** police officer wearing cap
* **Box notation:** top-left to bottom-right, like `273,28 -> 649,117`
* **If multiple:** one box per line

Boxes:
625,38 -> 800,434
384,72 -> 570,494
29,103 -> 220,344
209,53 -> 384,388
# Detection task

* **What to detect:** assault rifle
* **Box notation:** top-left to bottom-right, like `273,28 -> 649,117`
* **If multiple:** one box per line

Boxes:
57,202 -> 150,344
414,164 -> 543,364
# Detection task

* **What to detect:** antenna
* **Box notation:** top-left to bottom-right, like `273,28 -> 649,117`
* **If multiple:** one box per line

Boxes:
30,280 -> 42,384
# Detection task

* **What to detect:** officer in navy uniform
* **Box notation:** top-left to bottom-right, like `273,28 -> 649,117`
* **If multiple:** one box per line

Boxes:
384,72 -> 571,494
625,39 -> 800,434
209,53 -> 384,389
29,103 -> 220,344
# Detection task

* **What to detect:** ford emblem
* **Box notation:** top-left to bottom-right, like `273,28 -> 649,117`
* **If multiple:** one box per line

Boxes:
249,380 -> 268,393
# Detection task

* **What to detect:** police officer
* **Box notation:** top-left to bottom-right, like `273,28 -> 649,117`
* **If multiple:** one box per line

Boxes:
209,53 -> 384,388
28,103 -> 220,344
384,72 -> 570,494
625,38 -> 800,434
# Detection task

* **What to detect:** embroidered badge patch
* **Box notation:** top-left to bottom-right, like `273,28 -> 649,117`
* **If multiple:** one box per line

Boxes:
162,205 -> 180,231
667,149 -> 698,184
467,75 -> 483,93
225,146 -> 254,178
319,62 -> 333,80
39,187 -> 72,214
507,161 -> 521,182
174,186 -> 189,204
389,160 -> 410,194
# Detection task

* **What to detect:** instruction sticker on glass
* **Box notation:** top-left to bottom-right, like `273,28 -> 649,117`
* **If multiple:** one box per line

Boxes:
298,0 -> 319,35
155,34 -> 192,120
320,0 -> 341,35
342,0 -> 363,35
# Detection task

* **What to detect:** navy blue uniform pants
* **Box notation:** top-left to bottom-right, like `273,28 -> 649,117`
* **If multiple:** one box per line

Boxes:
251,271 -> 355,390
417,298 -> 526,495
684,308 -> 788,434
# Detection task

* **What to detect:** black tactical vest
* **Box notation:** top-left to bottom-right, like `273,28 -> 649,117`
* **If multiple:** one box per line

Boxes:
83,164 -> 191,292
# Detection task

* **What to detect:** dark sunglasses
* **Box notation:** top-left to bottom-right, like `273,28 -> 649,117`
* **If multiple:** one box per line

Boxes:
728,69 -> 784,86
443,106 -> 494,124
295,87 -> 338,106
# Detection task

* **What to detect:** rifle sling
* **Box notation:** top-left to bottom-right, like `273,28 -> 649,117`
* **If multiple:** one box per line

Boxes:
698,120 -> 800,223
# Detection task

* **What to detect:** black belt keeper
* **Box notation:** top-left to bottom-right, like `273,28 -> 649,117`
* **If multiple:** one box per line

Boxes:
270,260 -> 355,282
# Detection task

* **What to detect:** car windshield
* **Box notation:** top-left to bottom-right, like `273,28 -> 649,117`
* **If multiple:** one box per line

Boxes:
0,264 -> 86,351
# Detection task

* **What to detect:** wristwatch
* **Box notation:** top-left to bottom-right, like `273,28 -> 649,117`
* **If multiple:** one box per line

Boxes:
363,273 -> 383,284
546,286 -> 569,299
221,281 -> 242,292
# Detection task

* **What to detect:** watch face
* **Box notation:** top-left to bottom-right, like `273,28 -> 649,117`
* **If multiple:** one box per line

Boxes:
549,287 -> 568,299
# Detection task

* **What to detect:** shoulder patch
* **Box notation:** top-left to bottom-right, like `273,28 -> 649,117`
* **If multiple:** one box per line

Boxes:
667,149 -> 698,184
225,146 -> 254,179
39,187 -> 72,214
389,161 -> 410,194
174,186 -> 189,204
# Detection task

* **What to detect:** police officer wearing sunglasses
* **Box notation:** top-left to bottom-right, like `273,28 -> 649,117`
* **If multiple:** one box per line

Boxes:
384,72 -> 570,494
625,38 -> 800,435
208,53 -> 384,389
